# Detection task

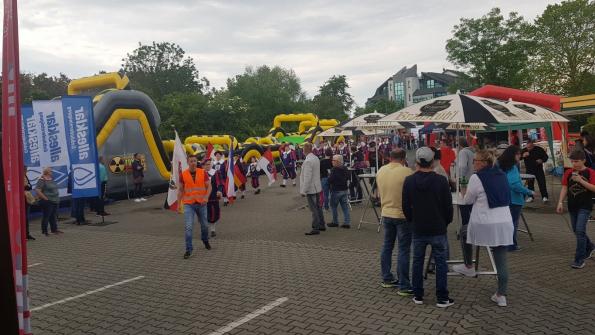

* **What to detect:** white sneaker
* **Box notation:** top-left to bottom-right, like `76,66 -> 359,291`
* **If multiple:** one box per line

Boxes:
452,264 -> 476,277
491,293 -> 507,307
140,197 -> 147,201
542,197 -> 548,203
134,198 -> 141,203
526,197 -> 534,203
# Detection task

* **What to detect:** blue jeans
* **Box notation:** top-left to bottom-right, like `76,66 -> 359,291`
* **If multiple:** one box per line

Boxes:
492,246 -> 509,295
508,205 -> 522,250
184,203 -> 209,252
380,217 -> 412,290
321,177 -> 330,209
40,200 -> 58,234
330,191 -> 350,226
569,209 -> 594,263
412,234 -> 449,301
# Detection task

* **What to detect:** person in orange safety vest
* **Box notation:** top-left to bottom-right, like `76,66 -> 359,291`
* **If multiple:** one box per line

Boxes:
178,155 -> 213,259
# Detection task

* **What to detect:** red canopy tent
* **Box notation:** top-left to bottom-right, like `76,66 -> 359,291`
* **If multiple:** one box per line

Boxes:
469,85 -> 565,140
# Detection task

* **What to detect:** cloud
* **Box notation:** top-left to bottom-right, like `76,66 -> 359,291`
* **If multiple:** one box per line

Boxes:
4,0 -> 556,105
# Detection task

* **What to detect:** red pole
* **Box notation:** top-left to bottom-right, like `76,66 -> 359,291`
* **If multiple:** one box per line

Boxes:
2,0 -> 30,334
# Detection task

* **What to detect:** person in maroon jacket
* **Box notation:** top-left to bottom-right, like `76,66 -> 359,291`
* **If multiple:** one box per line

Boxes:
203,159 -> 223,238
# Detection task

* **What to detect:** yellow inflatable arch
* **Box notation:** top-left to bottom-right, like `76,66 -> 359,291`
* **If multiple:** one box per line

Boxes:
184,135 -> 238,151
298,119 -> 339,134
68,72 -> 130,95
272,113 -> 318,129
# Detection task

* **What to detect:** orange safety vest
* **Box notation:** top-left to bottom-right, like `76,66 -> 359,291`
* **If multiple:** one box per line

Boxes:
181,168 -> 208,204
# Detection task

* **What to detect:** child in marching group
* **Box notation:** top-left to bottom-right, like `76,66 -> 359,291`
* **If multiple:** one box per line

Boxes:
203,159 -> 223,237
248,156 -> 261,194
281,143 -> 297,187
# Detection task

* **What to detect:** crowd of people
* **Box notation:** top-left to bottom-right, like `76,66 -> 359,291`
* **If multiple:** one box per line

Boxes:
27,128 -> 595,307
25,156 -> 112,239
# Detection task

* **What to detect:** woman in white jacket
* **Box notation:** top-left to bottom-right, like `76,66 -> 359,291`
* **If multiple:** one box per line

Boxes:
459,150 -> 514,307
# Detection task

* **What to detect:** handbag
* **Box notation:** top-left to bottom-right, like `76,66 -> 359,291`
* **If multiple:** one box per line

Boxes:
25,191 -> 37,205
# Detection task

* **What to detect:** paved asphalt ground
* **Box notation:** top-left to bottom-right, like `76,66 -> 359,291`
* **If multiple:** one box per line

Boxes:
27,173 -> 595,334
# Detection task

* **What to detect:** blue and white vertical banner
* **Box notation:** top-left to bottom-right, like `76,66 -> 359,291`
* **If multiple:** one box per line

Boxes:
21,96 -> 99,198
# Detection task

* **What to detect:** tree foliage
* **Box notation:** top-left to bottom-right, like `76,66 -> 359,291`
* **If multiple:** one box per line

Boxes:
226,65 -> 309,135
355,98 -> 402,117
446,8 -> 535,89
122,42 -> 206,100
157,90 -> 250,140
311,75 -> 353,120
530,0 -> 595,96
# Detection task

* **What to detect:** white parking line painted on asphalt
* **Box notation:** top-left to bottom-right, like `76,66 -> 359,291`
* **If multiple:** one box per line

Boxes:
27,263 -> 43,268
208,297 -> 289,335
30,276 -> 145,312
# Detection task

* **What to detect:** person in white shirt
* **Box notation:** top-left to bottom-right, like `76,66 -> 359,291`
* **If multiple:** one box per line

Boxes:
300,143 -> 325,235
456,150 -> 513,307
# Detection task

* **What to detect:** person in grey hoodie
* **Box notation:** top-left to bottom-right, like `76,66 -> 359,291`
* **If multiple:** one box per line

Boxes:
457,138 -> 475,183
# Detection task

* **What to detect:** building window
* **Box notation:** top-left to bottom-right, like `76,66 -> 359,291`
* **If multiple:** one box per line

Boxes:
395,82 -> 404,105
426,79 -> 435,89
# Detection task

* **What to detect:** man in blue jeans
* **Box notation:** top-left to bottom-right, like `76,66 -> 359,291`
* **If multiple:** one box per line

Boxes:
403,147 -> 454,307
178,155 -> 212,259
376,149 -> 413,294
328,155 -> 351,228
557,150 -> 595,269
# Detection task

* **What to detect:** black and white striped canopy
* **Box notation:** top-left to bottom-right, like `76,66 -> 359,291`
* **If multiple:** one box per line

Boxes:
380,94 -> 569,124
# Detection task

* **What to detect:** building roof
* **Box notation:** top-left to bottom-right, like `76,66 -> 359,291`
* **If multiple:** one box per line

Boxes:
421,72 -> 457,85
413,86 -> 448,97
393,65 -> 418,81
442,68 -> 467,77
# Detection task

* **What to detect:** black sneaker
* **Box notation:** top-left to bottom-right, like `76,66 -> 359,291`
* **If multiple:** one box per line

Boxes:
183,251 -> 192,259
241,195 -> 245,199
571,261 -> 585,269
305,230 -> 320,235
436,298 -> 455,308
280,184 -> 286,188
27,235 -> 36,241
203,241 -> 212,250
211,231 -> 217,238
255,189 -> 261,195
327,223 -> 339,228
380,280 -> 399,288
340,224 -> 351,229
412,296 -> 424,305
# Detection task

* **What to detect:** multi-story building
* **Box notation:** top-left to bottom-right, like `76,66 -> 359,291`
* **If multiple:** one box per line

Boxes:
366,65 -> 471,109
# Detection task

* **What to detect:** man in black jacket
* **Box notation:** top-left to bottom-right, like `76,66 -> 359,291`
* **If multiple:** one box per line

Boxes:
327,155 -> 351,228
403,147 -> 454,308
521,140 -> 549,202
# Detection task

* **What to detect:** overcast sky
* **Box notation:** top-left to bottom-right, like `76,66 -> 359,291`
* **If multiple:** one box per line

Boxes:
6,0 -> 556,105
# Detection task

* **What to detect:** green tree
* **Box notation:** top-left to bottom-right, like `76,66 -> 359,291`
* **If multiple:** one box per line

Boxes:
226,65 -> 308,135
530,0 -> 595,96
356,97 -> 402,116
311,75 -> 353,120
122,42 -> 206,100
158,90 -> 251,140
446,8 -> 535,89
0,72 -> 70,106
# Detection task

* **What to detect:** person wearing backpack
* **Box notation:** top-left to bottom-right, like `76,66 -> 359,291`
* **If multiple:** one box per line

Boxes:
557,150 -> 595,269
